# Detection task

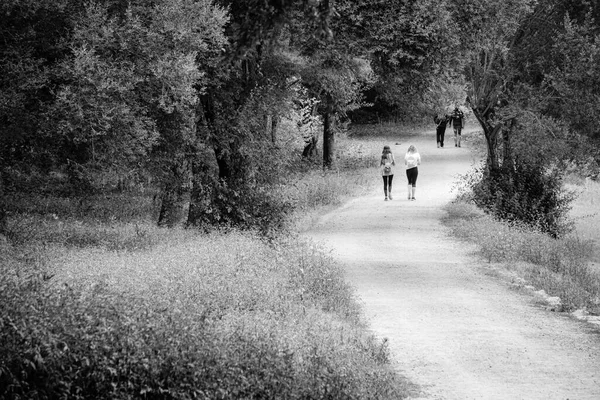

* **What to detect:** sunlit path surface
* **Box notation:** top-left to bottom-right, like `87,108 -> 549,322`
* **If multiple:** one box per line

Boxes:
306,128 -> 600,400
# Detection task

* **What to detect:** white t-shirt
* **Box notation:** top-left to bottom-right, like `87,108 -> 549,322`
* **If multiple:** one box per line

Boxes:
405,152 -> 421,169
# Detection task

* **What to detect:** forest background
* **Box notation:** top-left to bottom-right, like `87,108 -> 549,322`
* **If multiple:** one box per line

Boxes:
2,0 -> 600,398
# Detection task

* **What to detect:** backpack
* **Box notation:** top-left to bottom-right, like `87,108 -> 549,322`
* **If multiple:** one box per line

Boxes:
383,156 -> 392,174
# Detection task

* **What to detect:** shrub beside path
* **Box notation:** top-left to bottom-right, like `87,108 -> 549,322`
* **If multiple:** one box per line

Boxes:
306,129 -> 600,399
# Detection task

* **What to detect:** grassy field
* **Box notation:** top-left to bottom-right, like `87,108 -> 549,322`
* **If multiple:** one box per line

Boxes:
0,130 -> 414,399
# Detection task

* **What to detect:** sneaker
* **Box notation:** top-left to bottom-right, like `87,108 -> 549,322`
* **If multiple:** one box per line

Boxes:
411,197 -> 416,201
385,197 -> 388,201
455,144 -> 458,147
458,143 -> 461,147
389,193 -> 393,200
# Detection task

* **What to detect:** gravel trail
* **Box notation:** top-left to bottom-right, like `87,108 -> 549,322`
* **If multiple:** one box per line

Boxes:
307,129 -> 600,400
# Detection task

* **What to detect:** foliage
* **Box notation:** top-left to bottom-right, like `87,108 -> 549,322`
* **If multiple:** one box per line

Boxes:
304,53 -> 373,111
468,162 -> 575,238
421,76 -> 467,117
0,0 -> 74,172
543,16 -> 600,140
460,0 -> 538,151
53,0 -> 227,171
189,179 -> 292,238
216,0 -> 334,57
344,0 -> 459,123
0,0 -> 232,230
0,229 -> 409,399
507,0 -> 600,141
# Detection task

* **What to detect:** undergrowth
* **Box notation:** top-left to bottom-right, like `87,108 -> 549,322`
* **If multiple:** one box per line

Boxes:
0,230 -> 408,399
442,201 -> 600,313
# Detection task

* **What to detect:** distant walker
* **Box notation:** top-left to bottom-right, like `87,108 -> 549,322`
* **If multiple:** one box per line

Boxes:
448,106 -> 465,147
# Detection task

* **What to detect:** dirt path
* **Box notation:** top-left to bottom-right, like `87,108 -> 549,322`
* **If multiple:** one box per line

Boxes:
306,130 -> 600,399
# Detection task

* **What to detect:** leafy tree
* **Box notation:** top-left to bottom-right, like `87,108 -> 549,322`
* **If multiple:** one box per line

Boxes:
296,51 -> 373,168
421,76 -> 466,118
493,0 -> 600,152
46,1 -> 228,226
50,4 -> 158,173
0,0 -> 229,229
345,0 -> 459,123
0,0 -> 79,232
456,0 -> 538,171
544,16 -> 600,141
454,0 -> 600,235
185,0 -> 339,230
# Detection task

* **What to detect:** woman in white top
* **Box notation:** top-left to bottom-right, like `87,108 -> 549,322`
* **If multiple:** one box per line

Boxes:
380,145 -> 395,201
404,145 -> 421,200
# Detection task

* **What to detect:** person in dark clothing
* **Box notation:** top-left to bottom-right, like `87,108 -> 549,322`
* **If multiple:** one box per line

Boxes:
448,106 -> 465,147
433,113 -> 449,148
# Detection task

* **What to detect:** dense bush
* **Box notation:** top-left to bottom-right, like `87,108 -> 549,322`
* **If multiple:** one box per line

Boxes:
456,113 -> 579,238
469,163 -> 575,238
188,178 -> 292,238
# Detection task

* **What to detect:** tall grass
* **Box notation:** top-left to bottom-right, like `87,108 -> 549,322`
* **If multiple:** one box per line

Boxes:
1,226 -> 410,399
442,201 -> 600,313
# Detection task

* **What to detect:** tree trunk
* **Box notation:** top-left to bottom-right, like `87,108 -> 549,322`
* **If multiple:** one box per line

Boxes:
0,169 -> 7,235
485,125 -> 502,172
187,153 -> 213,227
471,106 -> 501,172
214,145 -> 233,180
271,113 -> 279,144
322,111 -> 334,169
158,158 -> 192,228
265,114 -> 272,140
264,113 -> 279,144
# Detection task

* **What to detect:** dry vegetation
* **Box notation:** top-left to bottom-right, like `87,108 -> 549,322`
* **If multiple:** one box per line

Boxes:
442,178 -> 600,314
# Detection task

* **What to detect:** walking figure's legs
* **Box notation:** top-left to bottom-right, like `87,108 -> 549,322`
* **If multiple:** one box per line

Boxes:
383,176 -> 389,200
454,127 -> 462,147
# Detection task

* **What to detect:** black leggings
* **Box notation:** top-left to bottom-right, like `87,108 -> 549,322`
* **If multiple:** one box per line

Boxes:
406,167 -> 418,186
382,175 -> 393,191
